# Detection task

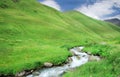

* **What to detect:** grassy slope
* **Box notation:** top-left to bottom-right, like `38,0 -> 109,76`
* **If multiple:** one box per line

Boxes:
64,12 -> 120,77
0,0 -> 120,76
63,12 -> 120,77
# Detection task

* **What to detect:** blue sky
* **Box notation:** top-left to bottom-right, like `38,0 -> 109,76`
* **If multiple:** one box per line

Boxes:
39,0 -> 120,20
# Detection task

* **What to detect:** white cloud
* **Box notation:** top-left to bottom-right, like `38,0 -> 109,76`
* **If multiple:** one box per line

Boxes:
75,0 -> 120,19
40,0 -> 61,11
113,1 -> 120,8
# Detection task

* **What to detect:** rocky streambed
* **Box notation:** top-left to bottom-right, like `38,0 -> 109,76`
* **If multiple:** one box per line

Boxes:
26,47 -> 100,77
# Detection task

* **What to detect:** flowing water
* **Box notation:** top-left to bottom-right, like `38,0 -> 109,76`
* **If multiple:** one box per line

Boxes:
26,47 -> 100,77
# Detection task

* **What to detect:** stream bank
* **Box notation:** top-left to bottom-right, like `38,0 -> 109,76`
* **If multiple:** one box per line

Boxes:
26,46 -> 100,77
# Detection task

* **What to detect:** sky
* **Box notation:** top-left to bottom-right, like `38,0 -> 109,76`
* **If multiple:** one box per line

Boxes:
39,0 -> 120,20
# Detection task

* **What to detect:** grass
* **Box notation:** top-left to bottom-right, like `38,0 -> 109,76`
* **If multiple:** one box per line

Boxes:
0,0 -> 120,76
83,43 -> 112,57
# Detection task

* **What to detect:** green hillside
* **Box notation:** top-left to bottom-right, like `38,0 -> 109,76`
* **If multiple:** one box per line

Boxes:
0,0 -> 120,76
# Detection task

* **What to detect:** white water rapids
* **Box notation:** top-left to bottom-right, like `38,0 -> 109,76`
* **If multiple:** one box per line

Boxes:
26,47 -> 100,77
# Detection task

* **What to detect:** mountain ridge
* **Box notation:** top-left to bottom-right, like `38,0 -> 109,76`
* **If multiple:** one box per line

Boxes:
105,18 -> 120,27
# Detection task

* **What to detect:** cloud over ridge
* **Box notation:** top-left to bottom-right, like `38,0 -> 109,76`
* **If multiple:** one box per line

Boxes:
75,0 -> 120,19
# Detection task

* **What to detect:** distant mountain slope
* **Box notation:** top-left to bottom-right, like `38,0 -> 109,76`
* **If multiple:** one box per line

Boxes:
105,18 -> 120,26
65,11 -> 120,37
0,0 -> 120,75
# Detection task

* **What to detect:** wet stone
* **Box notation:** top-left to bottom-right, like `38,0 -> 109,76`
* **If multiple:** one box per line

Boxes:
70,49 -> 76,55
76,56 -> 81,60
75,47 -> 84,52
82,55 -> 86,57
89,55 -> 100,61
44,62 -> 53,67
68,57 -> 73,62
15,71 -> 25,77
87,52 -> 92,55
32,72 -> 40,76
74,48 -> 81,52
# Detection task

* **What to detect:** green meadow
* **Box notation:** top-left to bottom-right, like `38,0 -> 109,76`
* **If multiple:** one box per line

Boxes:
0,0 -> 120,76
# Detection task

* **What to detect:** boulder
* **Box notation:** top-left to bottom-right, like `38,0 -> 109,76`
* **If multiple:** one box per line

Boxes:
32,71 -> 40,76
15,71 -> 25,77
24,70 -> 34,75
78,47 -> 84,51
89,55 -> 100,61
44,62 -> 53,67
87,52 -> 92,55
68,57 -> 73,62
70,49 -> 78,56
74,47 -> 81,52
74,47 -> 84,51
76,56 -> 81,60
82,55 -> 86,57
